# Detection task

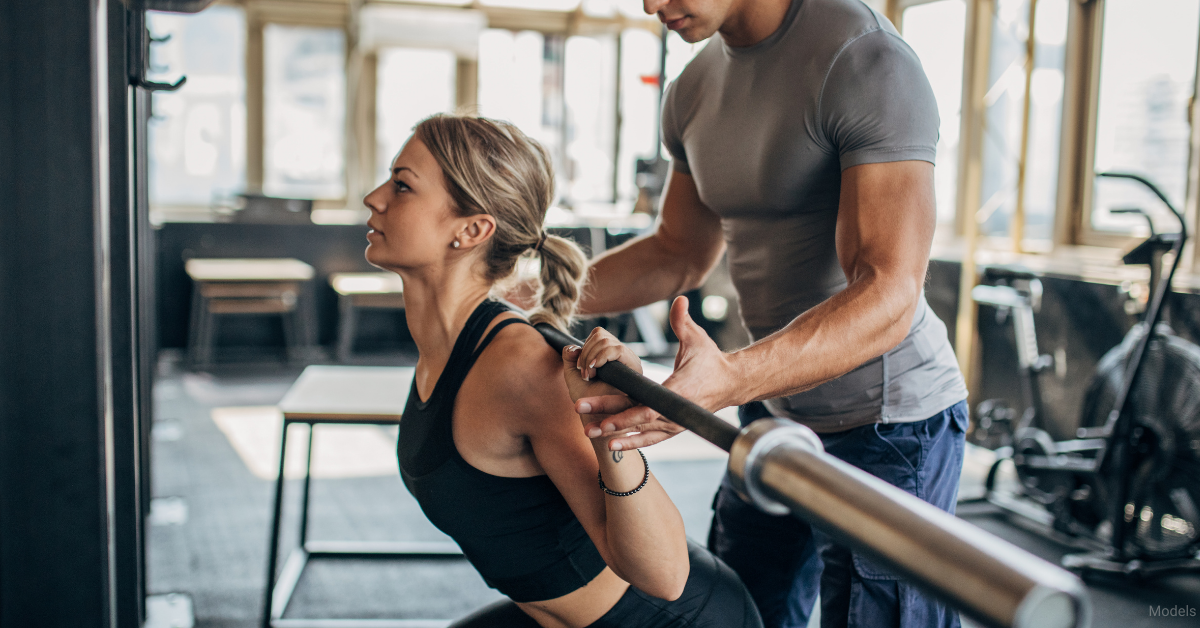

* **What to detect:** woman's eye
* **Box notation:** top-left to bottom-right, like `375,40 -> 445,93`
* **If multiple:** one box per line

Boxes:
393,180 -> 410,192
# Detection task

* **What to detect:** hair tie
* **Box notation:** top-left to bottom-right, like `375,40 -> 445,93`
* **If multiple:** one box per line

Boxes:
533,230 -> 548,252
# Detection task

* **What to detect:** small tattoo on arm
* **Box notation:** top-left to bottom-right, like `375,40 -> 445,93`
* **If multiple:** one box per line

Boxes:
612,450 -> 624,463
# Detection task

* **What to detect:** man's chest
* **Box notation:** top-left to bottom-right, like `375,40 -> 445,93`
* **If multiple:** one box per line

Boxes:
677,68 -> 843,218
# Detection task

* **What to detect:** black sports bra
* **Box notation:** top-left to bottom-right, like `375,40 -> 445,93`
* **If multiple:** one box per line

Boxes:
397,299 -> 607,602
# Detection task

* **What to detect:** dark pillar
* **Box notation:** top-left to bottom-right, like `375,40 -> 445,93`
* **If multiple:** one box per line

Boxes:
0,0 -> 132,625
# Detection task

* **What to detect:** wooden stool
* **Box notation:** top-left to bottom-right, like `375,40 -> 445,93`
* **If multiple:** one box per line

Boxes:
330,272 -> 406,362
263,365 -> 462,628
185,258 -> 315,367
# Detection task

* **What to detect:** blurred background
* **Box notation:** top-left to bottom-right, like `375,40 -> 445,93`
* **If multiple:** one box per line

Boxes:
4,1 -> 1200,627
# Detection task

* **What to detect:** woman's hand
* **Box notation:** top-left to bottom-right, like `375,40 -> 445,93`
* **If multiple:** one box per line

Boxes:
577,326 -> 643,381
560,327 -> 642,426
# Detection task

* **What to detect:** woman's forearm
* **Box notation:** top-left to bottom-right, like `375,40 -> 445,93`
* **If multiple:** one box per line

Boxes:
592,440 -> 689,600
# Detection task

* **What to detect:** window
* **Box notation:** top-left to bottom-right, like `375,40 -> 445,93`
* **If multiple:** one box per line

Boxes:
263,25 -> 346,200
147,7 -> 246,208
375,48 -> 458,183
564,34 -> 619,204
1090,0 -> 1199,236
977,0 -> 1068,241
659,31 -> 705,161
902,0 -> 967,226
478,29 -> 568,191
480,0 -> 580,10
616,28 -> 664,202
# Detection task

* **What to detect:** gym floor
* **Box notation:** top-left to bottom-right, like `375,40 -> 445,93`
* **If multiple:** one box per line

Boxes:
147,355 -> 1200,628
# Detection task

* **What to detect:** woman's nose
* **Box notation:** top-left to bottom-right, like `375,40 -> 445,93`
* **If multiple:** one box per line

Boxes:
363,186 -> 385,213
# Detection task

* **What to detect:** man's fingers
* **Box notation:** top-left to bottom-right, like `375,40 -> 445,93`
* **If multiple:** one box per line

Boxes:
575,394 -> 636,416
582,406 -> 657,438
600,406 -> 660,434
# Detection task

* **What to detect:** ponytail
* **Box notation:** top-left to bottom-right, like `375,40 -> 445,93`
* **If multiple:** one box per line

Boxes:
527,234 -> 587,332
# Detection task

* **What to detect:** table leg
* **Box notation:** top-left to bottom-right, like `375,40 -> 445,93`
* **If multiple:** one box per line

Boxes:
198,297 -> 217,368
187,283 -> 203,366
281,306 -> 298,364
299,424 -> 314,546
262,420 -> 291,628
337,295 -> 357,363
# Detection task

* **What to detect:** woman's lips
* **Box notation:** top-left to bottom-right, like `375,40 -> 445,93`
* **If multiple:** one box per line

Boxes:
664,16 -> 687,30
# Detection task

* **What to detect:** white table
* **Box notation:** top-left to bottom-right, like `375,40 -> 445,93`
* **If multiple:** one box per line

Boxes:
263,365 -> 461,628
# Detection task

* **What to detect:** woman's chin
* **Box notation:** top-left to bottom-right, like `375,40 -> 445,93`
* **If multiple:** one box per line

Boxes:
364,245 -> 385,267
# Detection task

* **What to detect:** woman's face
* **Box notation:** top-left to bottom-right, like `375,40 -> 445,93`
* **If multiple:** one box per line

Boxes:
363,137 -> 459,272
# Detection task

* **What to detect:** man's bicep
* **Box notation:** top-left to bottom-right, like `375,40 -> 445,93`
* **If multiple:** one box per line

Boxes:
656,168 -> 725,270
836,161 -> 936,285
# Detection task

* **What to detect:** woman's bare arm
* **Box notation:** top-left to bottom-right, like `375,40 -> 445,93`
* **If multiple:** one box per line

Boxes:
482,326 -> 689,600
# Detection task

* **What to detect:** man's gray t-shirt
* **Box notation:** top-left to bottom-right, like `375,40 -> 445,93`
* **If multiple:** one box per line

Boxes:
662,0 -> 967,432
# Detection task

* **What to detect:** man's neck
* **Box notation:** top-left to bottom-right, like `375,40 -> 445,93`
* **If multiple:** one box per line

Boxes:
719,0 -> 794,48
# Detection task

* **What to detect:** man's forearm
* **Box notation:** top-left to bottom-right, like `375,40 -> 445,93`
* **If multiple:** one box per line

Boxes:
579,234 -> 707,316
727,270 -> 920,406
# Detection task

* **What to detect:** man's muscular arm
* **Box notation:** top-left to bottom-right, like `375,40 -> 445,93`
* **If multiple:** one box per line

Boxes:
729,160 -> 935,400
578,169 -> 726,316
580,160 -> 937,450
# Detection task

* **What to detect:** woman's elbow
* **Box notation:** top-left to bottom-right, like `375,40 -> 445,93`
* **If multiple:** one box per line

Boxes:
643,562 -> 690,601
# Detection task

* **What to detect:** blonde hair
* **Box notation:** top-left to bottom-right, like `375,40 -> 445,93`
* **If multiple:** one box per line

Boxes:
413,114 -> 587,331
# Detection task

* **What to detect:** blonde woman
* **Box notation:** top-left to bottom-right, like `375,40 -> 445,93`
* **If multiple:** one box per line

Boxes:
364,114 -> 761,628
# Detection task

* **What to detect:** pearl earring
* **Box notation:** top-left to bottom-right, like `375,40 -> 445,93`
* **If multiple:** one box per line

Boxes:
452,240 -> 460,249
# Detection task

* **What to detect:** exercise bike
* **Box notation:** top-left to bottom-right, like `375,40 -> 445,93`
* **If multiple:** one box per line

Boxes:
972,172 -> 1200,579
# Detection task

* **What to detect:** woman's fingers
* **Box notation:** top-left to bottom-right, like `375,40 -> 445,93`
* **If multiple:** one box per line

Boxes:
578,327 -> 642,381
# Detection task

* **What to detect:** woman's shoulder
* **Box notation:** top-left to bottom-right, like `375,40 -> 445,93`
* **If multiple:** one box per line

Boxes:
472,318 -> 573,422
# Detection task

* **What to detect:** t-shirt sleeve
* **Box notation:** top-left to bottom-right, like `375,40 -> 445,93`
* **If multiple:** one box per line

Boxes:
660,80 -> 692,175
819,29 -> 939,171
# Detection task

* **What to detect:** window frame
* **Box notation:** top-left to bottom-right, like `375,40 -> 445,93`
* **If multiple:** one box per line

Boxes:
1061,0 -> 1199,253
891,0 -> 974,237
242,0 -> 351,208
240,0 -> 661,212
1043,0 -> 1200,266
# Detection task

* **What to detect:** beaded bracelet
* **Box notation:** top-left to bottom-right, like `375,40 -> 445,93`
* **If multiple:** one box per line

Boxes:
598,449 -> 650,497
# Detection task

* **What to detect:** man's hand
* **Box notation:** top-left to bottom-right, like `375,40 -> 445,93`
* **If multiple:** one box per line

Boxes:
577,296 -> 739,451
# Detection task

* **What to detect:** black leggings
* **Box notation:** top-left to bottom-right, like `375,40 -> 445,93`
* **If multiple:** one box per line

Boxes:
450,541 -> 763,628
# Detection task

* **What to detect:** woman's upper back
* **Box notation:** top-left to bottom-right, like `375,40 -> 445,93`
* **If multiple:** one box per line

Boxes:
397,299 -> 607,603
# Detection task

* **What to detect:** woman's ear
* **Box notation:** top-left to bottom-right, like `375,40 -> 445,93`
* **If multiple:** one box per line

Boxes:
456,214 -> 497,249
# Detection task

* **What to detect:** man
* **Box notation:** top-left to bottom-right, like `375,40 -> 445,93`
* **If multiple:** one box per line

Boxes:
571,0 -> 969,626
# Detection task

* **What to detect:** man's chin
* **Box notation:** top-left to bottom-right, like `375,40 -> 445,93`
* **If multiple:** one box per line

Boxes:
677,26 -> 715,45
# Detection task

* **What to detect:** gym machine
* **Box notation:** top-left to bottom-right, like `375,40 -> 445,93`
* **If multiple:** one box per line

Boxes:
971,173 -> 1200,579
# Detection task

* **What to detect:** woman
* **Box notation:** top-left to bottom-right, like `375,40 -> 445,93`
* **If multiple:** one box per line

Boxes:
363,113 -> 762,628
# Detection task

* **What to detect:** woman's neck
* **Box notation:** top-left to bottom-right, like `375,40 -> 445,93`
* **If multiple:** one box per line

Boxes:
396,263 -> 492,362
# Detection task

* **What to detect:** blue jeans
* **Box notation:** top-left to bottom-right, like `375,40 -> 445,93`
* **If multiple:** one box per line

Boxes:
707,401 -> 968,628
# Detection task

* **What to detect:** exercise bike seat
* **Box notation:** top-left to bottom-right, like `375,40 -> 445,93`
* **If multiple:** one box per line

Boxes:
1122,232 -> 1181,266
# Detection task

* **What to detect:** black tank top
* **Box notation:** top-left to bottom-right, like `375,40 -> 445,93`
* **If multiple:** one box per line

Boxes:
397,299 -> 608,603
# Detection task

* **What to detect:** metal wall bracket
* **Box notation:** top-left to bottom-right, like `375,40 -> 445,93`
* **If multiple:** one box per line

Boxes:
127,2 -> 199,93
